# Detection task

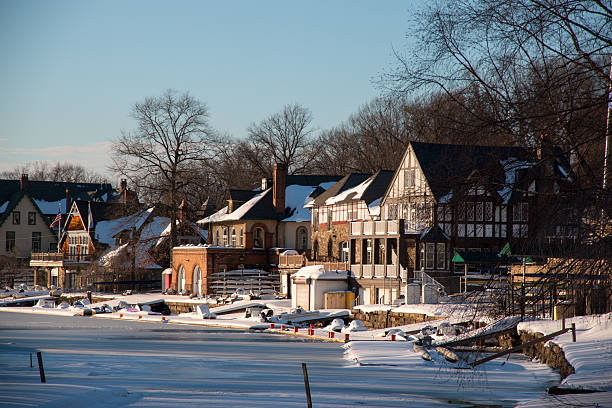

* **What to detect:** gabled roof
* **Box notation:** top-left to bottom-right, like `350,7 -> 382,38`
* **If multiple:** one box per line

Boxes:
309,173 -> 372,207
199,175 -> 341,224
408,141 -> 531,202
411,141 -> 530,200
309,171 -> 395,216
228,189 -> 258,202
0,190 -> 55,231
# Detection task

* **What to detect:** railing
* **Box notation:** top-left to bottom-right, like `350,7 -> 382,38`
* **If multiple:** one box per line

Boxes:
277,254 -> 349,272
30,253 -> 63,262
413,270 -> 448,297
349,220 -> 400,236
278,254 -> 306,268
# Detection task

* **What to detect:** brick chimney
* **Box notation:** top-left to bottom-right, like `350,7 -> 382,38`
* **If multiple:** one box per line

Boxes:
20,174 -> 28,191
65,188 -> 72,211
273,163 -> 287,213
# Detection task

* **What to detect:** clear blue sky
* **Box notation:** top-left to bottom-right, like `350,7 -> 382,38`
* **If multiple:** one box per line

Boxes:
0,1 -> 417,180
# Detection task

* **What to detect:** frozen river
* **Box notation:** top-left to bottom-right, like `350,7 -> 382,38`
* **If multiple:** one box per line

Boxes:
0,311 -> 557,407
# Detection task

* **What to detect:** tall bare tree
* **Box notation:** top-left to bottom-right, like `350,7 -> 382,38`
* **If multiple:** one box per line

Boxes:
110,90 -> 213,250
384,0 -> 612,316
245,103 -> 317,174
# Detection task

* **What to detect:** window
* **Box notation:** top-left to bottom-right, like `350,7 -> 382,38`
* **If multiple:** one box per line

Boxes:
230,228 -> 236,247
215,230 -> 220,246
253,227 -> 264,248
313,241 -> 319,261
28,212 -> 36,225
327,239 -> 333,258
313,209 -> 319,232
426,243 -> 435,269
436,243 -> 445,269
32,232 -> 41,252
340,241 -> 349,262
239,228 -> 244,247
366,239 -> 372,264
222,228 -> 228,246
192,266 -> 202,296
12,211 -> 20,225
296,227 -> 308,250
6,231 -> 15,252
404,169 -> 415,188
177,265 -> 186,293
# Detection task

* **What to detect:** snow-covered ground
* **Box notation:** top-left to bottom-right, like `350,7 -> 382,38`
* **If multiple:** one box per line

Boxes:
2,293 -> 611,407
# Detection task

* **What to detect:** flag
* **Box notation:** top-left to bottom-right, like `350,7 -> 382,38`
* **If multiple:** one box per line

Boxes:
50,207 -> 61,228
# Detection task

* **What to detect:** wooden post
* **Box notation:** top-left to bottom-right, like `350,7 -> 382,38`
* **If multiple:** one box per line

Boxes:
301,363 -> 312,408
572,323 -> 576,342
36,351 -> 46,383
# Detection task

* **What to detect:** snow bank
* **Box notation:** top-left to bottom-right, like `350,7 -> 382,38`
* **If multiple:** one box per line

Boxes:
518,313 -> 612,391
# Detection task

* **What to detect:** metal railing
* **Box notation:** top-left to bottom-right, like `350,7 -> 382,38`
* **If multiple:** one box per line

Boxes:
413,270 -> 448,297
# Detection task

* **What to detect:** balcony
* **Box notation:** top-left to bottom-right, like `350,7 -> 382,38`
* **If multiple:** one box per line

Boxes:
277,254 -> 349,272
350,220 -> 400,236
30,252 -> 93,268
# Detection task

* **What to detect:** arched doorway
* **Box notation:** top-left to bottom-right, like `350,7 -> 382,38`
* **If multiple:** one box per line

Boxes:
177,265 -> 186,293
192,265 -> 202,297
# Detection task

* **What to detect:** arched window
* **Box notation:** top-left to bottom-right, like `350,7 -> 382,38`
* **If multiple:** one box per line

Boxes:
327,239 -> 333,259
215,230 -> 220,246
230,228 -> 236,247
253,227 -> 264,248
239,228 -> 244,247
192,265 -> 202,297
177,265 -> 186,293
222,227 -> 228,246
313,240 -> 319,261
296,227 -> 308,250
339,241 -> 349,262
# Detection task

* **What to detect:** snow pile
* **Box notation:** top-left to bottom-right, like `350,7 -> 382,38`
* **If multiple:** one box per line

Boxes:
518,313 -> 612,392
293,265 -> 348,280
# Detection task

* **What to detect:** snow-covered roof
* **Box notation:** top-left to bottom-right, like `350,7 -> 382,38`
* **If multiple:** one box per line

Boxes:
325,177 -> 373,206
33,198 -> 68,214
95,208 -> 154,246
283,185 -> 321,222
292,265 -> 348,280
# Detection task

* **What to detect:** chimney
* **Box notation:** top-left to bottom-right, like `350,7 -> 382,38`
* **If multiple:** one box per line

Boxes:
273,163 -> 287,213
65,188 -> 71,211
179,199 -> 186,222
20,174 -> 28,191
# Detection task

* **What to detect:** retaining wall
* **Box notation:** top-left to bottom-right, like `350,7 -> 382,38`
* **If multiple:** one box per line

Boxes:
350,309 -> 444,329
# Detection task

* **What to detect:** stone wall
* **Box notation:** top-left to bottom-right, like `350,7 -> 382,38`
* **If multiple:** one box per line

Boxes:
518,330 -> 575,379
350,309 -> 444,329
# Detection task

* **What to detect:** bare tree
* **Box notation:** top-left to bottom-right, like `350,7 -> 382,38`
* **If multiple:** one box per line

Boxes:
110,90 -> 213,250
245,103 -> 317,174
1,161 -> 108,183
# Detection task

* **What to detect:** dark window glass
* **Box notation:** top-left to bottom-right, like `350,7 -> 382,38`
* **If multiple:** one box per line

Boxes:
28,212 -> 36,225
12,212 -> 20,225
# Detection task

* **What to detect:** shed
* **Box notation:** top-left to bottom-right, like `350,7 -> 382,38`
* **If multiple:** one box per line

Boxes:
291,265 -> 348,311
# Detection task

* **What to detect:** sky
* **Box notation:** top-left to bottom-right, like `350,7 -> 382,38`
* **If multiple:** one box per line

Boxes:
0,1 -> 417,182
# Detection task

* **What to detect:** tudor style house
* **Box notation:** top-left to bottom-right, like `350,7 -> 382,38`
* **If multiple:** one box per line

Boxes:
347,140 -> 575,300
171,164 -> 341,296
305,171 -> 395,304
